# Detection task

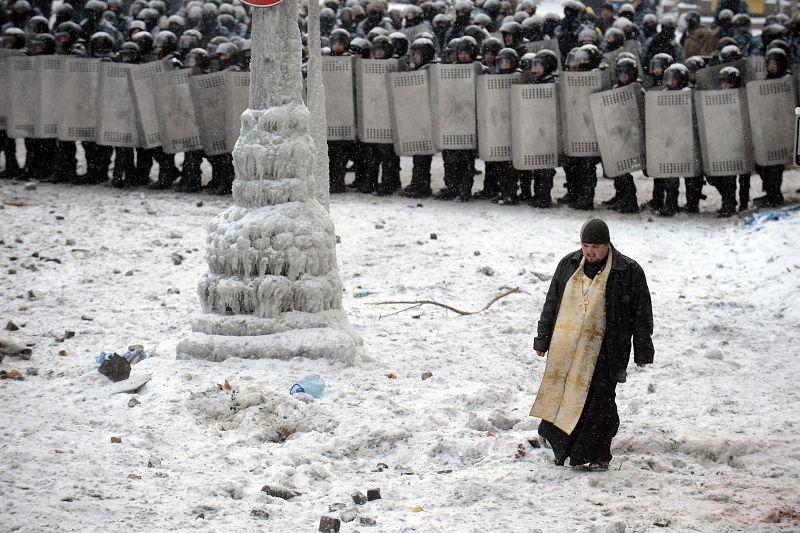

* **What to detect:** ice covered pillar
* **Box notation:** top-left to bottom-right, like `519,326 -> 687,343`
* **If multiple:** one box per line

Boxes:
176,0 -> 364,364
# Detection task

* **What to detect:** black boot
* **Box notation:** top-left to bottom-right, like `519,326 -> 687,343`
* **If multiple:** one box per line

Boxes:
659,187 -> 679,217
716,184 -> 737,218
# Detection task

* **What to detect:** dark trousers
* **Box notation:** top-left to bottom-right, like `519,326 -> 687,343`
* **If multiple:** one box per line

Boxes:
533,168 -> 555,200
684,176 -> 704,212
442,149 -> 474,198
478,159 -> 501,198
708,175 -> 737,216
1,131 -> 21,176
328,140 -> 352,193
24,138 -> 57,180
755,164 -> 783,204
208,153 -> 235,194
367,143 -> 401,193
83,141 -> 113,183
538,355 -> 619,466
408,154 -> 433,197
112,147 -> 135,186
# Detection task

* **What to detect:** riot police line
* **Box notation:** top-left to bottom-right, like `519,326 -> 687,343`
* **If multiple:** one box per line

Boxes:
0,49 -> 250,178
320,46 -> 795,216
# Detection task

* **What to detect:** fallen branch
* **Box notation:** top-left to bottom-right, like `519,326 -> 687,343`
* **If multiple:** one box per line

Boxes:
367,287 -> 521,316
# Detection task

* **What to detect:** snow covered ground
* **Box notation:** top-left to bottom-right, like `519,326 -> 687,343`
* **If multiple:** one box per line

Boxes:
1,162 -> 799,532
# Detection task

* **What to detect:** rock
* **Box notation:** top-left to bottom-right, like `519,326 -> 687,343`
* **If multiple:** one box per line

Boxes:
128,398 -> 141,408
374,463 -> 389,472
335,235 -> 341,244
127,473 -> 141,480
55,215 -> 64,220
24,183 -> 36,191
473,250 -> 481,256
0,370 -> 24,380
98,355 -> 131,382
319,516 -> 341,533
328,503 -> 347,512
705,349 -> 723,360
26,367 -> 38,376
421,371 -> 433,380
81,315 -> 93,321
168,231 -> 183,239
351,491 -> 367,505
647,383 -> 656,393
65,239 -> 76,246
54,334 -> 65,343
125,270 -> 134,276
111,436 -> 122,443
58,350 -> 68,357
171,253 -> 184,265
653,517 -> 670,527
250,508 -> 270,520
478,266 -> 495,276
261,484 -> 300,500
0,337 -> 32,359
64,330 -> 75,339
359,516 -> 377,527
374,224 -> 384,229
196,201 -> 203,207
27,290 -> 36,299
8,269 -> 16,275
533,272 -> 552,282
5,321 -> 19,331
147,456 -> 161,468
366,488 -> 381,501
430,233 -> 437,240
167,288 -> 181,294
340,509 -> 359,523
606,521 -> 626,533
527,438 -> 541,449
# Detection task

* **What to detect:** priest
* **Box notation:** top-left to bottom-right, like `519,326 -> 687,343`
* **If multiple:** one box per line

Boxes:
530,218 -> 654,471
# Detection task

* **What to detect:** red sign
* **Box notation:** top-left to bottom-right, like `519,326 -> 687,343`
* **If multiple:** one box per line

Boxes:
240,0 -> 283,6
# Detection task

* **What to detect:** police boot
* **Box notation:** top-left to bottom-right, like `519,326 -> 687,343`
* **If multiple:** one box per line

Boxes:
205,154 -> 234,195
644,179 -> 665,211
517,171 -> 533,202
754,173 -> 783,208
0,154 -> 23,179
602,176 -> 623,208
571,184 -> 595,211
684,177 -> 703,213
659,187 -> 680,217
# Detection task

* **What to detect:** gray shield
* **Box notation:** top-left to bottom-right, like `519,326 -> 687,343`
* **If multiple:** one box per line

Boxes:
0,53 -> 9,131
523,39 -> 561,70
8,56 -> 37,139
695,58 -> 746,90
322,55 -> 356,141
746,77 -> 795,166
36,55 -> 62,138
153,69 -> 202,154
388,69 -> 435,155
430,62 -> 479,150
510,82 -> 561,170
401,22 -> 432,41
59,58 -> 100,142
96,62 -> 140,147
744,56 -> 766,82
189,72 -> 228,155
644,89 -> 700,178
559,69 -> 611,157
695,88 -> 753,176
129,60 -> 171,149
224,71 -> 250,152
356,58 -> 398,143
477,73 -> 521,161
590,83 -> 645,177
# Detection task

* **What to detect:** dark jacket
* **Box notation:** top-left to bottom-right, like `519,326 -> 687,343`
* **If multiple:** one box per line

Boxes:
533,246 -> 654,383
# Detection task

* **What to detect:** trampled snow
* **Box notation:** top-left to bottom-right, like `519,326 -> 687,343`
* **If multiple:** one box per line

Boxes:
1,168 -> 799,532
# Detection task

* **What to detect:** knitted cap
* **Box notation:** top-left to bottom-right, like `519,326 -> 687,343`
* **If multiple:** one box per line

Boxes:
580,218 -> 610,244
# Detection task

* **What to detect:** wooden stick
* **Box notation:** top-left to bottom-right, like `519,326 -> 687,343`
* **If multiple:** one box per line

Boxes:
367,287 -> 521,316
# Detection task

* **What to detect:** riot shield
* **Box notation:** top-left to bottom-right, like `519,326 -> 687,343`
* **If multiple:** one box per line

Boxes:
321,55 -> 356,141
745,56 -> 767,82
153,68 -> 202,154
430,62 -> 479,150
96,62 -> 140,147
224,71 -> 249,152
523,39 -> 561,70
8,56 -> 37,139
388,69 -> 435,155
644,89 -> 700,178
746,77 -> 795,166
401,22 -> 432,41
590,83 -> 645,177
355,58 -> 398,143
695,58 -> 746,90
189,72 -> 228,155
36,55 -> 61,138
510,83 -> 561,170
694,88 -> 753,176
623,39 -> 640,55
59,57 -> 100,142
559,69 -> 611,157
129,60 -> 171,149
477,73 -> 521,161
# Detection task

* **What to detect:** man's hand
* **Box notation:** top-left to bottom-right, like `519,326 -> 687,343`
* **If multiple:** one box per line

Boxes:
535,350 -> 545,357
637,363 -> 647,368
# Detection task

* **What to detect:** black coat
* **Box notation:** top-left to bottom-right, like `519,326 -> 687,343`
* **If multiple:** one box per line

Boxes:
533,246 -> 654,383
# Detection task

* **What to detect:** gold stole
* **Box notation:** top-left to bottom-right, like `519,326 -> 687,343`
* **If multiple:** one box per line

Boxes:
530,250 -> 612,435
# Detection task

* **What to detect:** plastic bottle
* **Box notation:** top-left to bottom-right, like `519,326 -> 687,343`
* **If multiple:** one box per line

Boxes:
289,374 -> 326,398
352,289 -> 370,298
